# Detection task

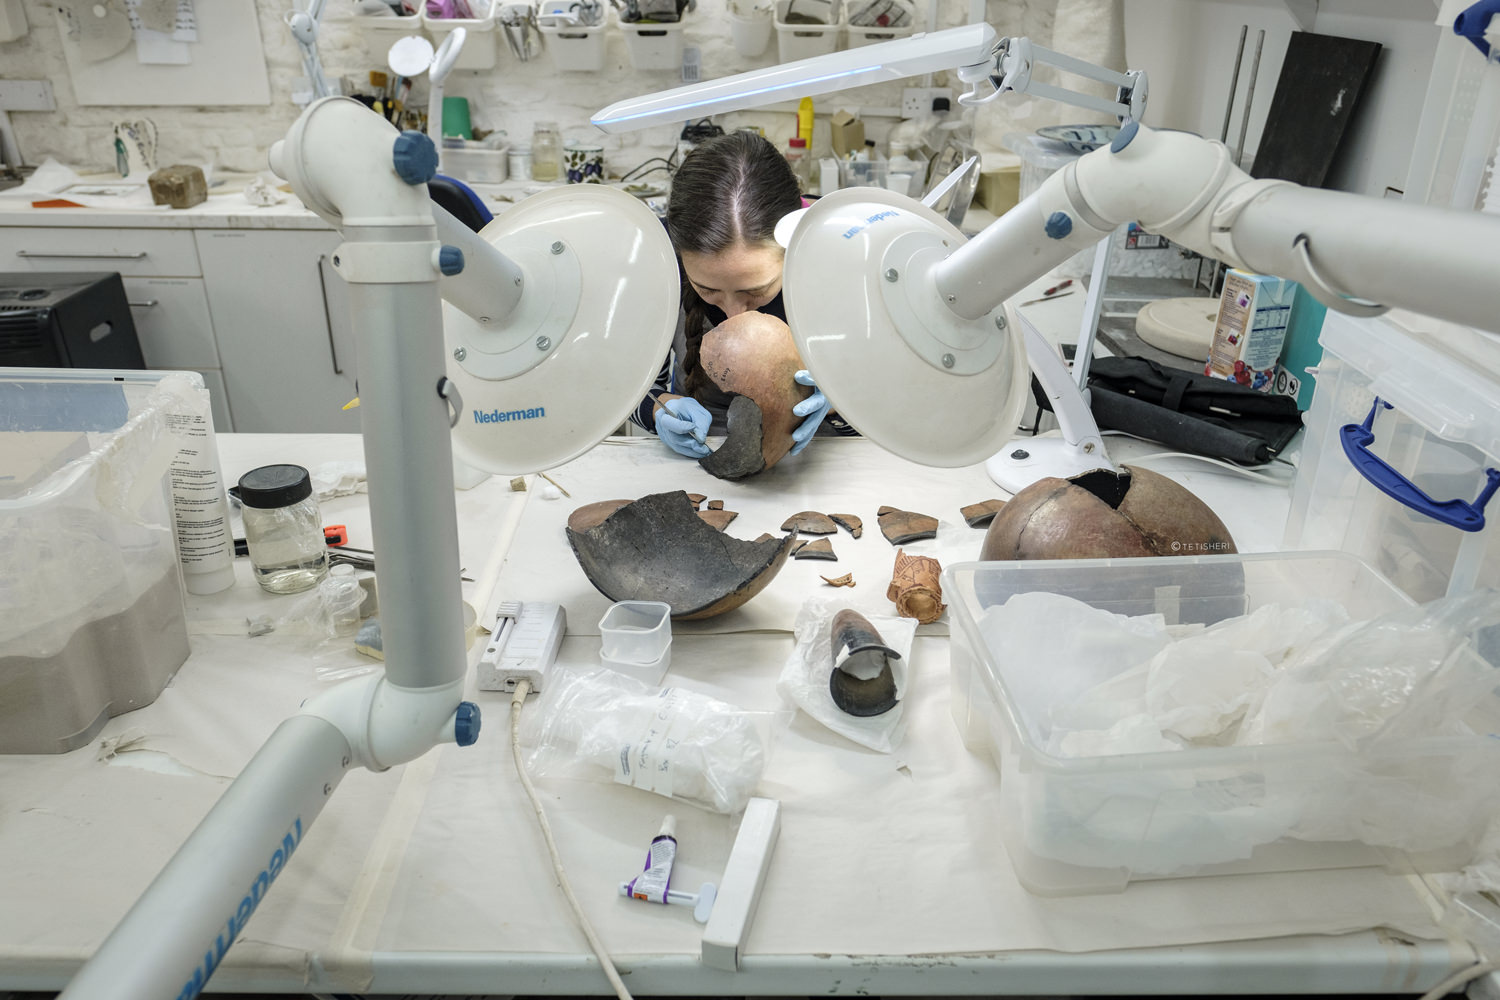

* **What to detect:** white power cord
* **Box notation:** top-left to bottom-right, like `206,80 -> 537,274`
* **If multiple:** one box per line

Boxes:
510,680 -> 635,1000
1415,959 -> 1500,1000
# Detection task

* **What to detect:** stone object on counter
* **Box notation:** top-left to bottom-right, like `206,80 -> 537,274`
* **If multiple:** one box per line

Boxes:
148,164 -> 208,209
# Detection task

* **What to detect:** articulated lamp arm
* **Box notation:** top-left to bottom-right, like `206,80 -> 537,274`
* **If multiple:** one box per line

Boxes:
933,122 -> 1500,334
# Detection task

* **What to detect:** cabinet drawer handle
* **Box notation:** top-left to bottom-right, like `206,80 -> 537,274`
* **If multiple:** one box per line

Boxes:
127,298 -> 160,308
17,249 -> 150,260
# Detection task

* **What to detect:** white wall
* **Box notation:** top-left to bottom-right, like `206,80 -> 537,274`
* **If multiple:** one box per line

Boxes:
1,0 -> 1442,195
1122,0 -> 1442,198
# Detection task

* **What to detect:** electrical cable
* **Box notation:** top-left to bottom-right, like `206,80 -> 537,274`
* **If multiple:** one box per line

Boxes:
1099,430 -> 1296,486
1414,959 -> 1500,1000
510,681 -> 635,1000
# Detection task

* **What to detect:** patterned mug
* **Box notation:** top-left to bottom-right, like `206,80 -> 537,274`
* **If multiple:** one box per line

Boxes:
564,143 -> 604,184
112,118 -> 158,179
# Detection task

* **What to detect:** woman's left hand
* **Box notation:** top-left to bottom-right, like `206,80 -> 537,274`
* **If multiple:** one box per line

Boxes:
789,369 -> 829,456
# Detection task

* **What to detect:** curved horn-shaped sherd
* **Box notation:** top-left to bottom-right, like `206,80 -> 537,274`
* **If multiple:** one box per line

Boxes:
827,608 -> 901,717
566,490 -> 796,620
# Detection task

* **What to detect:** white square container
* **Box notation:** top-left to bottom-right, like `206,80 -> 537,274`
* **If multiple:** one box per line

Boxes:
442,142 -> 510,183
618,18 -> 685,71
598,600 -> 672,685
1284,309 -> 1500,602
945,552 -> 1500,896
422,0 -> 500,70
774,0 -> 842,61
1,369 -> 192,754
350,11 -> 427,65
540,16 -> 609,72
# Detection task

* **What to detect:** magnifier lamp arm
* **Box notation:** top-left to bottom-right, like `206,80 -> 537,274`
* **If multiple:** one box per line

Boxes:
299,673 -> 470,771
1022,319 -> 1106,454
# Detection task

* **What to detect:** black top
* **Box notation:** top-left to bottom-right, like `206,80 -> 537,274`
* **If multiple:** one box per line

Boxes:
238,464 -> 313,509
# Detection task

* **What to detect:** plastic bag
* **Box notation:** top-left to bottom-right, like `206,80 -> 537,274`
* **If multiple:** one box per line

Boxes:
520,668 -> 766,814
1241,588 -> 1500,750
777,596 -> 916,753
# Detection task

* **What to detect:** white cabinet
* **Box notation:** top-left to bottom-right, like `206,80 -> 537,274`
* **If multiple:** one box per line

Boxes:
6,225 -> 234,432
196,228 -> 362,434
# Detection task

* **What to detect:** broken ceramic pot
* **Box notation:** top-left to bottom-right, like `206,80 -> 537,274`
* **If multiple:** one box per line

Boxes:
827,608 -> 901,717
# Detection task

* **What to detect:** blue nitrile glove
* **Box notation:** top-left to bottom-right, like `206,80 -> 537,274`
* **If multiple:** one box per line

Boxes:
789,369 -> 830,456
655,396 -> 712,458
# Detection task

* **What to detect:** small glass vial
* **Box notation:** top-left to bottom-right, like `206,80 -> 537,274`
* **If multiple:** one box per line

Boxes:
508,143 -> 532,181
784,136 -> 810,193
531,121 -> 561,182
238,464 -> 328,595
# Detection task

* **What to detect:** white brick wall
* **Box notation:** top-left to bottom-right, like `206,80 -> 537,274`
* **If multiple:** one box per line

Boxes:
2,0 -> 1118,178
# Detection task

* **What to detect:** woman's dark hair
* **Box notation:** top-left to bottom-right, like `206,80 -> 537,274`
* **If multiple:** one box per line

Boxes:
667,130 -> 803,398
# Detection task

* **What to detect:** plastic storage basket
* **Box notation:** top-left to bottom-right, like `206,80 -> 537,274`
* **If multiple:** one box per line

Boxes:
775,0 -> 842,61
539,5 -> 609,72
945,551 -> 1500,896
1285,309 -> 1500,602
0,369 -> 193,754
350,10 -> 427,64
845,0 -> 915,47
422,0 -> 500,70
618,17 -> 686,70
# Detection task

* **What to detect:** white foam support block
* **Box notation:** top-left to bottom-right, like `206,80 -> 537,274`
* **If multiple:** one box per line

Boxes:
700,796 -> 781,972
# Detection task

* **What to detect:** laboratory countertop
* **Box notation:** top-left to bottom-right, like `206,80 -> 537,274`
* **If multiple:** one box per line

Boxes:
0,174 -> 559,230
0,433 -> 1484,997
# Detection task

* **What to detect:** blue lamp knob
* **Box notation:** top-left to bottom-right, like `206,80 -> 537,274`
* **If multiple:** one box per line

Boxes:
438,245 -> 465,276
1110,120 -> 1141,153
392,131 -> 439,185
1044,211 -> 1073,239
454,701 -> 481,746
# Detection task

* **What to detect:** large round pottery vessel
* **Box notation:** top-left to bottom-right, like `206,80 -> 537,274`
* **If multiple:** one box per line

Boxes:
697,312 -> 813,480
980,465 -> 1236,561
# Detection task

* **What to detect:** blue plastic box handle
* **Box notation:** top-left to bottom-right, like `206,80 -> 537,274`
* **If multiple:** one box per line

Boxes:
1339,397 -> 1500,532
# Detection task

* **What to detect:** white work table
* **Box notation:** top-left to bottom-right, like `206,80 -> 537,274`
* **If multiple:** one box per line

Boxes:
0,433 -> 1483,997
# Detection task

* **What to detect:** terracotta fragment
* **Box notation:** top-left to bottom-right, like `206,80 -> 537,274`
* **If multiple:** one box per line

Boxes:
829,513 -> 863,538
686,493 -> 707,508
781,511 -> 838,534
792,537 -> 837,560
697,508 -> 739,531
567,499 -> 632,533
979,465 -> 1236,561
827,609 -> 901,717
696,312 -> 813,480
707,499 -> 724,510
877,508 -> 939,545
960,499 -> 1007,528
566,490 -> 796,620
820,573 -> 855,587
887,550 -> 945,624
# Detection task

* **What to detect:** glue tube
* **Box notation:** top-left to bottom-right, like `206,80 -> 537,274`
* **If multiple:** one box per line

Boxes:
622,815 -> 677,904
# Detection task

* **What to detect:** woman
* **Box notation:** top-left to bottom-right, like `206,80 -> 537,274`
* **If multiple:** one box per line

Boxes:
629,129 -> 853,458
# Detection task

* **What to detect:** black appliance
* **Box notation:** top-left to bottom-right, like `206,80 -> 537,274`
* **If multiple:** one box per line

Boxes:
0,272 -> 145,369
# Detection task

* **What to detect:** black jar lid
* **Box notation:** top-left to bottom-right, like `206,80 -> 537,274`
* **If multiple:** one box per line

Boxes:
238,464 -> 313,509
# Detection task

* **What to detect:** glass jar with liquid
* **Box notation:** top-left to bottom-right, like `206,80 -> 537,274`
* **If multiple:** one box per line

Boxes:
238,464 -> 329,594
531,121 -> 561,182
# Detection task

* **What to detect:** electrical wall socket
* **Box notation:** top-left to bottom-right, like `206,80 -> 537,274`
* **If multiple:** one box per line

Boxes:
901,87 -> 952,120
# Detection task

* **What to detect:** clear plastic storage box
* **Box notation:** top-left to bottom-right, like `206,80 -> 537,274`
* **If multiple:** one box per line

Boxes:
0,370 -> 192,753
1285,308 -> 1500,602
945,552 -> 1500,896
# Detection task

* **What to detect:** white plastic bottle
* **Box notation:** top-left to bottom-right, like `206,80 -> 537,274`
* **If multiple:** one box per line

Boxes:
157,374 -> 236,595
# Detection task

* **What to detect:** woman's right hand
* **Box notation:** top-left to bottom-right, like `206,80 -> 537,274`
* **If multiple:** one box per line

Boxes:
654,395 -> 712,458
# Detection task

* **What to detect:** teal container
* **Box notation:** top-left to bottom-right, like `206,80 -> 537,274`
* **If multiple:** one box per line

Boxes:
1275,284 -> 1328,410
441,96 -> 473,140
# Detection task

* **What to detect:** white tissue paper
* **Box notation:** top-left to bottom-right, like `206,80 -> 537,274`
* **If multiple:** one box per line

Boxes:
777,596 -> 917,753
